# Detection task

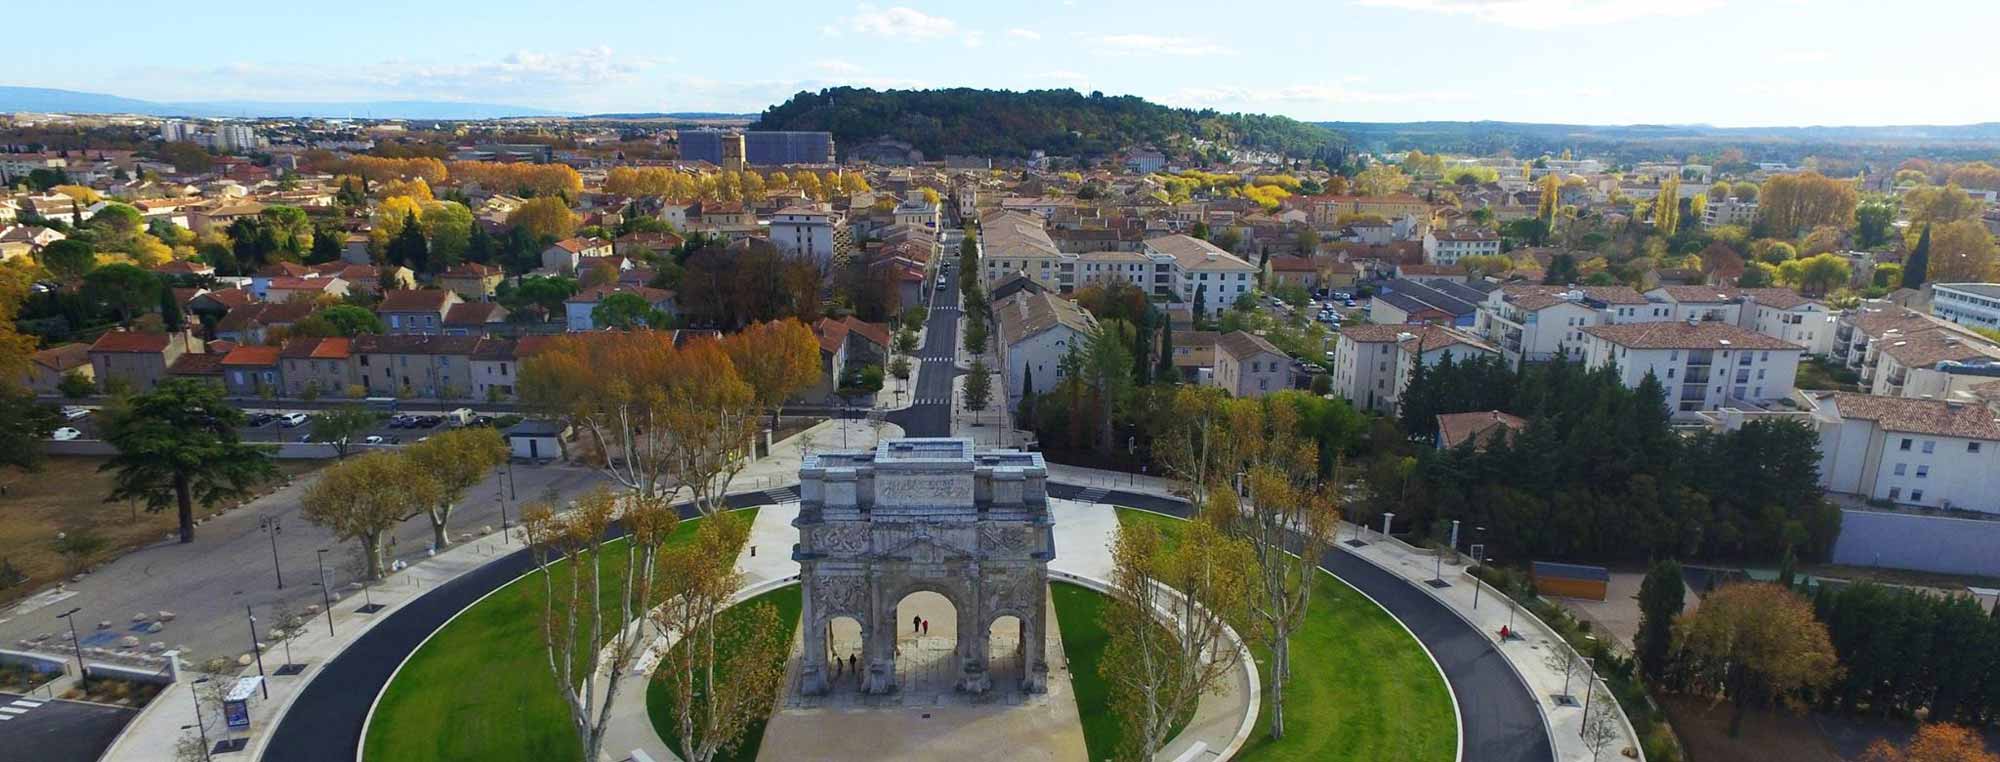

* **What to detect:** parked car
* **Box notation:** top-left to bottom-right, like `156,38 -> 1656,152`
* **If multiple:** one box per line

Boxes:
278,413 -> 310,428
363,435 -> 386,445
51,427 -> 80,441
248,412 -> 276,427
59,406 -> 90,421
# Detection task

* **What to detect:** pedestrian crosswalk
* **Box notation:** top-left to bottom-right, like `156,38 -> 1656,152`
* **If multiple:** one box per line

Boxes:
0,698 -> 43,721
919,355 -> 955,363
910,397 -> 951,406
762,486 -> 800,504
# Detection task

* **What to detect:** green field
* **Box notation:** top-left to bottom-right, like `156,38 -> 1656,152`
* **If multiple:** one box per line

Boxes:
1050,581 -> 1119,760
362,510 -> 754,762
1115,508 -> 1458,762
645,585 -> 803,762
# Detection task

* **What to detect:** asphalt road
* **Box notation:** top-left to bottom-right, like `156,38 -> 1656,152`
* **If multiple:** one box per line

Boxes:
884,262 -> 961,438
261,483 -> 1551,762
0,691 -> 137,762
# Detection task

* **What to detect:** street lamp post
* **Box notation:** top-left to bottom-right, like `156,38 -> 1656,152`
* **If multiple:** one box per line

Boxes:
1579,655 -> 1597,735
187,677 -> 212,761
55,607 -> 84,680
1471,525 -> 1487,610
245,605 -> 268,699
259,517 -> 283,590
315,549 -> 334,637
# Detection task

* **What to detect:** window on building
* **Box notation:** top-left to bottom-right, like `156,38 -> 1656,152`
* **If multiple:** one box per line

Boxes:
1894,463 -> 1907,476
1917,465 -> 1930,478
1901,438 -> 1913,451
1970,442 -> 1982,453
1889,487 -> 1902,500
1912,489 -> 1924,502
1923,440 -> 1936,454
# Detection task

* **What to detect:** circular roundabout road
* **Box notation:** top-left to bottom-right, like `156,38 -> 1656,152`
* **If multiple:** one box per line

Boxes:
262,485 -> 1551,762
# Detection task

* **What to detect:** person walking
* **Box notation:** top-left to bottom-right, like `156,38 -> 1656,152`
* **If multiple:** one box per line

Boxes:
922,618 -> 929,635
913,614 -> 922,633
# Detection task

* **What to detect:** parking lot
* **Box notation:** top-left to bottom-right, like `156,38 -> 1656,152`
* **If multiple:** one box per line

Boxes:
46,404 -> 513,448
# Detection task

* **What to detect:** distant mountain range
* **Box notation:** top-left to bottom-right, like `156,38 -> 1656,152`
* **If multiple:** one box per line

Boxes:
0,86 -> 571,120
1320,120 -> 2000,151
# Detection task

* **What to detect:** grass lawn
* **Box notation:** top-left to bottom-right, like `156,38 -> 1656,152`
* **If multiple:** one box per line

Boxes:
363,510 -> 754,762
645,585 -> 803,762
1051,581 -> 1119,761
1115,508 -> 1457,762
0,455 -> 325,606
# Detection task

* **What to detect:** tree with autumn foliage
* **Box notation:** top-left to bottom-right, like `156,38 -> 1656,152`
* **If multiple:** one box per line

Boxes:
651,513 -> 787,762
403,427 -> 508,551
448,161 -> 583,198
518,331 -> 758,515
1757,171 -> 1858,237
508,196 -> 580,242
722,319 -> 823,429
1860,724 -> 1999,762
1673,583 -> 1839,737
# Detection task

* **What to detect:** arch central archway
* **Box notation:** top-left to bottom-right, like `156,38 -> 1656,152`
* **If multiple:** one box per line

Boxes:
795,438 -> 1052,698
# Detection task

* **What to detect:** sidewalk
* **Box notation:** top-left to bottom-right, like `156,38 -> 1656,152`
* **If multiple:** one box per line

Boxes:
1339,527 -> 1644,762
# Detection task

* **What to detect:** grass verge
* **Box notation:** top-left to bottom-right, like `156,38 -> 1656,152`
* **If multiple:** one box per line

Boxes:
362,509 -> 752,762
1115,507 -> 1457,762
645,585 -> 803,762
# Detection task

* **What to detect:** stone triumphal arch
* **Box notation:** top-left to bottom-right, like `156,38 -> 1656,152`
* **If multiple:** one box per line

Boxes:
795,438 -> 1053,696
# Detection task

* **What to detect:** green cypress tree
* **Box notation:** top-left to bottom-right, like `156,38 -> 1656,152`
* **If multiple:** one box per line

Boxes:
1637,560 -> 1685,682
158,282 -> 183,332
1902,223 -> 1931,290
1155,322 -> 1175,382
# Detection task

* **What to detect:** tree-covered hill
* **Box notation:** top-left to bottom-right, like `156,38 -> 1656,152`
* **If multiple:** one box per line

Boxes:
754,87 -> 1342,161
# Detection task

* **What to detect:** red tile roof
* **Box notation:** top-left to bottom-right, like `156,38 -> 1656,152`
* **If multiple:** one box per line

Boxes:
220,345 -> 282,366
89,331 -> 171,354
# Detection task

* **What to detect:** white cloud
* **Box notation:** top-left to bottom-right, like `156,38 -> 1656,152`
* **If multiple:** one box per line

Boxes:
813,59 -> 865,75
1098,34 -> 1236,57
1007,28 -> 1042,41
963,31 -> 986,48
1353,0 -> 1724,29
158,47 -> 658,108
826,4 -> 958,39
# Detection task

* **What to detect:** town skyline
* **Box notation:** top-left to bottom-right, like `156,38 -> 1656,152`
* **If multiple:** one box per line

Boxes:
10,1 -> 2000,126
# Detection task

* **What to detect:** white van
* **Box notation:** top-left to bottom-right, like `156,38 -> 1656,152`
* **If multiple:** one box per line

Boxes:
443,408 -> 476,427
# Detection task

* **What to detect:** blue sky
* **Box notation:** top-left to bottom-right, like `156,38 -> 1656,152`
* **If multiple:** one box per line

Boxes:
10,1 -> 1998,126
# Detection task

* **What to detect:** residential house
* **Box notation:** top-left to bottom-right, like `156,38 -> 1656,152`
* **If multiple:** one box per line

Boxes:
1213,331 -> 1289,398
564,284 -> 676,332
88,330 -> 203,392
1804,392 -> 2000,512
993,289 -> 1098,407
979,210 -> 1066,290
220,345 -> 283,397
438,263 -> 505,302
1167,330 -> 1220,382
278,337 -> 355,398
612,231 -> 683,259
1331,324 -> 1497,414
540,236 -> 614,273
1369,278 -> 1486,327
470,338 -> 521,402
1579,320 -> 1803,417
214,301 -> 313,346
249,262 -> 311,300
350,334 -> 483,398
24,343 -> 91,394
0,225 -> 65,261
264,276 -> 348,304
1929,283 -> 2000,331
377,289 -> 463,335
768,206 -> 841,267
1436,410 -> 1529,451
187,201 -> 266,235
443,302 -> 509,335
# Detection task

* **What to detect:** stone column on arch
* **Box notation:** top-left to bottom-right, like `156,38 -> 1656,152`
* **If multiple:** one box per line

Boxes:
799,575 -> 830,695
862,574 -> 896,695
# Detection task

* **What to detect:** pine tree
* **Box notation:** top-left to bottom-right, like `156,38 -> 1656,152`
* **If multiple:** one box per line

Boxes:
1903,223 -> 1930,290
387,210 -> 429,273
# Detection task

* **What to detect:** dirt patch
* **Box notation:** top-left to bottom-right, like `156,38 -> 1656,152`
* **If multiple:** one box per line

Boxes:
1661,694 -> 1846,762
0,456 -> 326,607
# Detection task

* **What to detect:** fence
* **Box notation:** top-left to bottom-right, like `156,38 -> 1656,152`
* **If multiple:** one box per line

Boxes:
1831,508 -> 2000,577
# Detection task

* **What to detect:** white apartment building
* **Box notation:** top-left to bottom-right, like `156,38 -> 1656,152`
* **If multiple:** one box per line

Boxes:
1645,286 -> 1836,355
1580,320 -> 1803,417
1144,234 -> 1257,317
993,289 -> 1097,408
1422,227 -> 1501,266
1807,392 -> 2000,513
769,206 -> 840,268
1332,324 -> 1498,414
893,196 -> 941,231
1702,198 -> 1757,228
1475,285 -> 1667,368
1834,303 -> 2000,400
979,210 -> 1067,290
1930,283 -> 2000,330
